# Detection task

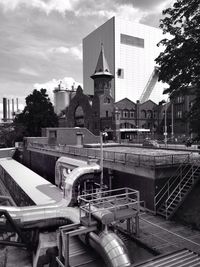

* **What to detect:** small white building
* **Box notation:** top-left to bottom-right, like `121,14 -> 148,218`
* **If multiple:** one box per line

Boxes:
83,16 -> 165,103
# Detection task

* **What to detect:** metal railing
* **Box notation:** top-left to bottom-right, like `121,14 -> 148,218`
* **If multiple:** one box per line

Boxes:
154,154 -> 191,211
27,142 -> 191,168
78,187 -> 140,226
165,163 -> 200,219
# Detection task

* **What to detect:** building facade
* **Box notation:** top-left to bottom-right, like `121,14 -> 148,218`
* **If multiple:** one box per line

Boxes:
83,16 -> 164,103
65,44 -> 194,141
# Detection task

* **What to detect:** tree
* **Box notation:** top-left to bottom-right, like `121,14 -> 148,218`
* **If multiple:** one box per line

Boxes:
14,89 -> 58,137
156,0 -> 200,136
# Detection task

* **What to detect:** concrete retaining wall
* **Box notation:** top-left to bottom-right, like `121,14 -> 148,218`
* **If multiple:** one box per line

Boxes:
22,149 -> 179,211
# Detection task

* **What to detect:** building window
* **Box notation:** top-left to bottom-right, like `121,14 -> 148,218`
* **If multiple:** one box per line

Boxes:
106,111 -> 108,117
120,34 -> 144,48
141,110 -> 146,118
123,110 -> 129,118
177,96 -> 184,103
49,130 -> 57,139
130,110 -> 135,118
147,110 -> 153,119
177,110 -> 182,118
104,97 -> 110,103
189,101 -> 194,108
117,68 -> 124,78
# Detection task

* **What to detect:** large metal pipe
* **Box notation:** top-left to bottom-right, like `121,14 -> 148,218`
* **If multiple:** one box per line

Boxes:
0,159 -> 131,267
86,231 -> 131,267
12,99 -> 14,118
3,97 -> 7,121
16,98 -> 19,112
7,99 -> 10,120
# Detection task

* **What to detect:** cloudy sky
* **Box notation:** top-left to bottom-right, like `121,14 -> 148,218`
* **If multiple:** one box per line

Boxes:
0,0 -> 174,117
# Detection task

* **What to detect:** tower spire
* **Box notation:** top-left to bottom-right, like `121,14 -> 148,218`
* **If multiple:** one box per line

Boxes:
91,43 -> 113,79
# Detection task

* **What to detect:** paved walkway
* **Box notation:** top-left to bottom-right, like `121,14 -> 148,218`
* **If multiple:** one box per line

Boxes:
137,212 -> 200,255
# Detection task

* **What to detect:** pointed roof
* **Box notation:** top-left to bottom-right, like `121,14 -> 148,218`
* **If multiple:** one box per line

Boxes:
91,43 -> 113,79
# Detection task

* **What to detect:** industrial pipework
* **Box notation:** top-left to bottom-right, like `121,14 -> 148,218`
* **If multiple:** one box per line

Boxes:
0,157 -> 131,267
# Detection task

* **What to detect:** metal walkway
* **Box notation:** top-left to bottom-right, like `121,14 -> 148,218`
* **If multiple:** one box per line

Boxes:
133,249 -> 200,267
137,213 -> 200,255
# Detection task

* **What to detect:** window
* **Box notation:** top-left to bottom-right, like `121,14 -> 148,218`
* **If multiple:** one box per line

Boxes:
177,96 -> 184,103
123,110 -> 129,118
117,68 -> 124,78
189,101 -> 194,108
104,97 -> 110,103
177,110 -> 182,118
106,111 -> 108,117
141,110 -> 146,118
120,34 -> 144,48
49,130 -> 57,139
130,110 -> 135,118
147,110 -> 153,119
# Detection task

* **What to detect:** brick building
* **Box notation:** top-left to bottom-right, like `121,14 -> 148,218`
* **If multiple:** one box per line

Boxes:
65,45 -> 193,141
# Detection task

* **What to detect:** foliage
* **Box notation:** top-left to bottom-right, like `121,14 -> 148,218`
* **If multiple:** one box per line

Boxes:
0,123 -> 25,147
156,0 -> 200,137
14,89 -> 58,137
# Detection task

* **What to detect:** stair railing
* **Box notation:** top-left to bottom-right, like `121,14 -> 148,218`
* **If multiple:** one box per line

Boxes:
154,153 -> 192,212
165,164 -> 200,219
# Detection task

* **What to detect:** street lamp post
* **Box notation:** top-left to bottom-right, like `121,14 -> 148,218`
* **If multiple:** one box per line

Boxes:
171,101 -> 174,140
164,96 -> 174,146
100,132 -> 103,189
164,102 -> 168,146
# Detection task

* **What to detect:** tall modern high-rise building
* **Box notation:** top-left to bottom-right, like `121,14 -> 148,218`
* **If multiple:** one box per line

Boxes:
83,17 -> 165,103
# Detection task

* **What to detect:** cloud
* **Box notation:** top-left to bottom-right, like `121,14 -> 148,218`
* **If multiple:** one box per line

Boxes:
0,0 -> 172,23
0,0 -> 174,109
33,76 -> 82,103
19,67 -> 39,76
0,0 -> 79,15
48,45 -> 82,60
114,5 -> 147,23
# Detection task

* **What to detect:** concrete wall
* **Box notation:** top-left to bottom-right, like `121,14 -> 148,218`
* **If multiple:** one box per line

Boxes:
25,137 -> 48,145
0,164 -> 35,206
23,147 -> 179,211
45,127 -> 100,146
23,149 -> 57,184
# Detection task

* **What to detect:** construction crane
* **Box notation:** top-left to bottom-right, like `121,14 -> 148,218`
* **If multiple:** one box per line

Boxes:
139,67 -> 159,103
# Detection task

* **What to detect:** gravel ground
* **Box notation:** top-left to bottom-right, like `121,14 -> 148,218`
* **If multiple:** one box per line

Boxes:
102,146 -> 190,156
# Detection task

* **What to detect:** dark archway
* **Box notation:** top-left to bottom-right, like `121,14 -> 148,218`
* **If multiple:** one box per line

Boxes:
75,106 -> 84,127
66,86 -> 93,132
